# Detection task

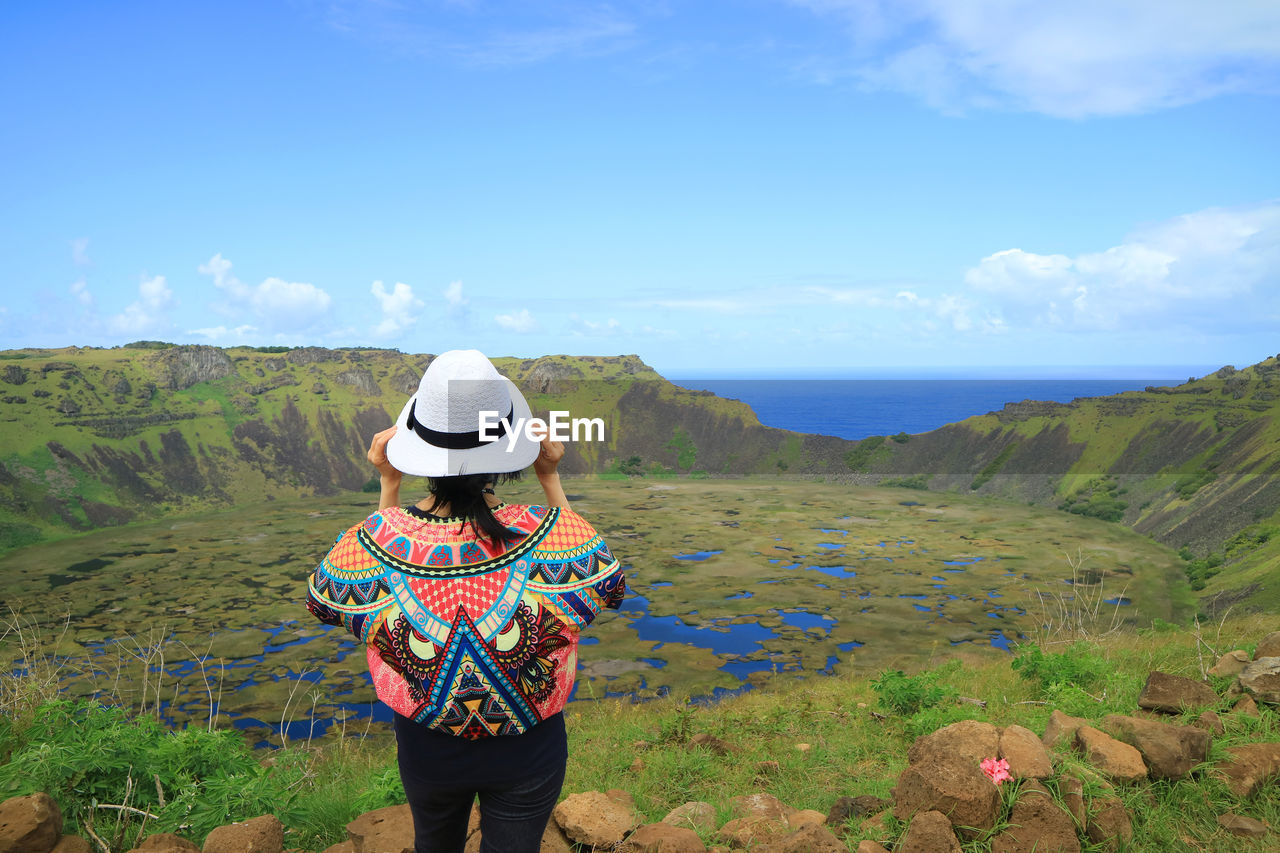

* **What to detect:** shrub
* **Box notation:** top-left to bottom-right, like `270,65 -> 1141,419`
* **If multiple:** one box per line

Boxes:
871,662 -> 958,715
1011,642 -> 1107,692
844,435 -> 888,472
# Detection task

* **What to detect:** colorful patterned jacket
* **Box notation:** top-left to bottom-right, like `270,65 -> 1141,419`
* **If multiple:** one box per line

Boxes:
306,503 -> 625,739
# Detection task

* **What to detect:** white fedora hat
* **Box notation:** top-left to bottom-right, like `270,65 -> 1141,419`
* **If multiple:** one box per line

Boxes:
385,350 -> 539,477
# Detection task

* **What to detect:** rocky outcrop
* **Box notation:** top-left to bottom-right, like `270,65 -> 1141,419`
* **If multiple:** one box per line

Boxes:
1102,714 -> 1211,780
989,781 -> 1079,853
153,346 -> 234,391
552,791 -> 642,848
1215,743 -> 1280,798
1136,671 -> 1218,712
201,815 -> 283,853
896,811 -> 962,852
1255,631 -> 1280,660
335,370 -> 380,396
1238,657 -> 1280,704
1074,726 -> 1148,782
344,805 -> 412,853
998,724 -> 1054,780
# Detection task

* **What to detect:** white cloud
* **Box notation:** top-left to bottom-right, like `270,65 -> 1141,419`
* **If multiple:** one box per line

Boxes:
649,296 -> 762,314
495,308 -> 537,332
111,274 -> 174,334
189,324 -> 259,342
71,238 -> 90,267
568,314 -> 622,336
964,201 -> 1280,330
199,253 -> 235,290
70,279 -> 93,307
254,278 -> 332,324
443,280 -> 467,308
316,1 -> 636,66
198,254 -> 332,333
791,0 -> 1280,117
371,280 -> 425,337
442,279 -> 468,308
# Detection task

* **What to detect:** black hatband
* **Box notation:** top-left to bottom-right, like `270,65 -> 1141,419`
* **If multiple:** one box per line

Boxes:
406,400 -> 513,450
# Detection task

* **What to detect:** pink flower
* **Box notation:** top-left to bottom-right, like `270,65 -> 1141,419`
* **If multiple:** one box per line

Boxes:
981,757 -> 1013,785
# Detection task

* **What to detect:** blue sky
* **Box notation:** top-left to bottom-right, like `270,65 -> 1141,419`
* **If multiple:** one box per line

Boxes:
2,1 -> 1278,376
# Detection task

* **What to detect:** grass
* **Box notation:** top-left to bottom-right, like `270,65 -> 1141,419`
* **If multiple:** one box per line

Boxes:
2,612 -> 1275,852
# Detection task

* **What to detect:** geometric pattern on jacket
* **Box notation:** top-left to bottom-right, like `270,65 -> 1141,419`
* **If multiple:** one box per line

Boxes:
307,503 -> 625,739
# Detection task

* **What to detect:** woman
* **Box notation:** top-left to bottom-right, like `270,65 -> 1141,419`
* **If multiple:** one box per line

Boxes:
306,349 -> 625,852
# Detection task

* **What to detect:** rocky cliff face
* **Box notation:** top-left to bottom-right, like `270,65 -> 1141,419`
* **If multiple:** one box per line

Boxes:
0,347 -> 856,545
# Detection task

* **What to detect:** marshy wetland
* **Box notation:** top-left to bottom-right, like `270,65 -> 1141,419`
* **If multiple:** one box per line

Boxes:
1,478 -> 1192,745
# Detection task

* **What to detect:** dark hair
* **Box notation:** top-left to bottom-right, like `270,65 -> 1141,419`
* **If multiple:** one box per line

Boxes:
425,470 -> 523,545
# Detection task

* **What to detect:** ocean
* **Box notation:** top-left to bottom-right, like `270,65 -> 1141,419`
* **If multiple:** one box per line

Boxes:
667,378 -> 1186,441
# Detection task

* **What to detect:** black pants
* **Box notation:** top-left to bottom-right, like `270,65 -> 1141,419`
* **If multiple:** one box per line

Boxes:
394,714 -> 568,853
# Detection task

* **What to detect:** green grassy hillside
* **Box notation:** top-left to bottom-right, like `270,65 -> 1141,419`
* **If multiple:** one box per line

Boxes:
846,357 -> 1280,615
0,345 -> 835,551
2,345 -> 1276,615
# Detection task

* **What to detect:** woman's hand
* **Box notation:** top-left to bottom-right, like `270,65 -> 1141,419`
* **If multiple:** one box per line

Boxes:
368,426 -> 402,510
533,437 -> 569,508
533,437 -> 564,479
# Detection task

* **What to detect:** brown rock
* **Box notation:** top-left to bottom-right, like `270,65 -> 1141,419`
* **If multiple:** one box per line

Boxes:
1216,813 -> 1268,838
618,823 -> 706,853
775,824 -> 844,852
825,795 -> 890,829
988,782 -> 1080,853
1254,631 -> 1280,659
1102,713 -> 1211,780
320,843 -> 354,853
553,791 -> 641,848
345,806 -> 413,853
856,843 -> 890,853
49,839 -> 90,853
784,810 -> 825,831
663,802 -> 717,835
1041,710 -> 1088,748
1215,742 -> 1280,798
892,758 -> 1000,837
907,720 -> 1000,767
0,793 -> 63,853
896,810 -> 962,853
131,835 -> 200,853
1137,671 -> 1218,713
1060,776 -> 1085,827
1238,657 -> 1280,705
727,793 -> 794,821
1208,650 -> 1251,677
1233,694 -> 1261,717
715,816 -> 788,848
202,816 -> 284,853
860,810 -> 891,837
1084,796 -> 1132,850
688,733 -> 734,755
999,724 -> 1054,779
1195,710 -> 1225,735
607,790 -> 639,810
1074,726 -> 1147,783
